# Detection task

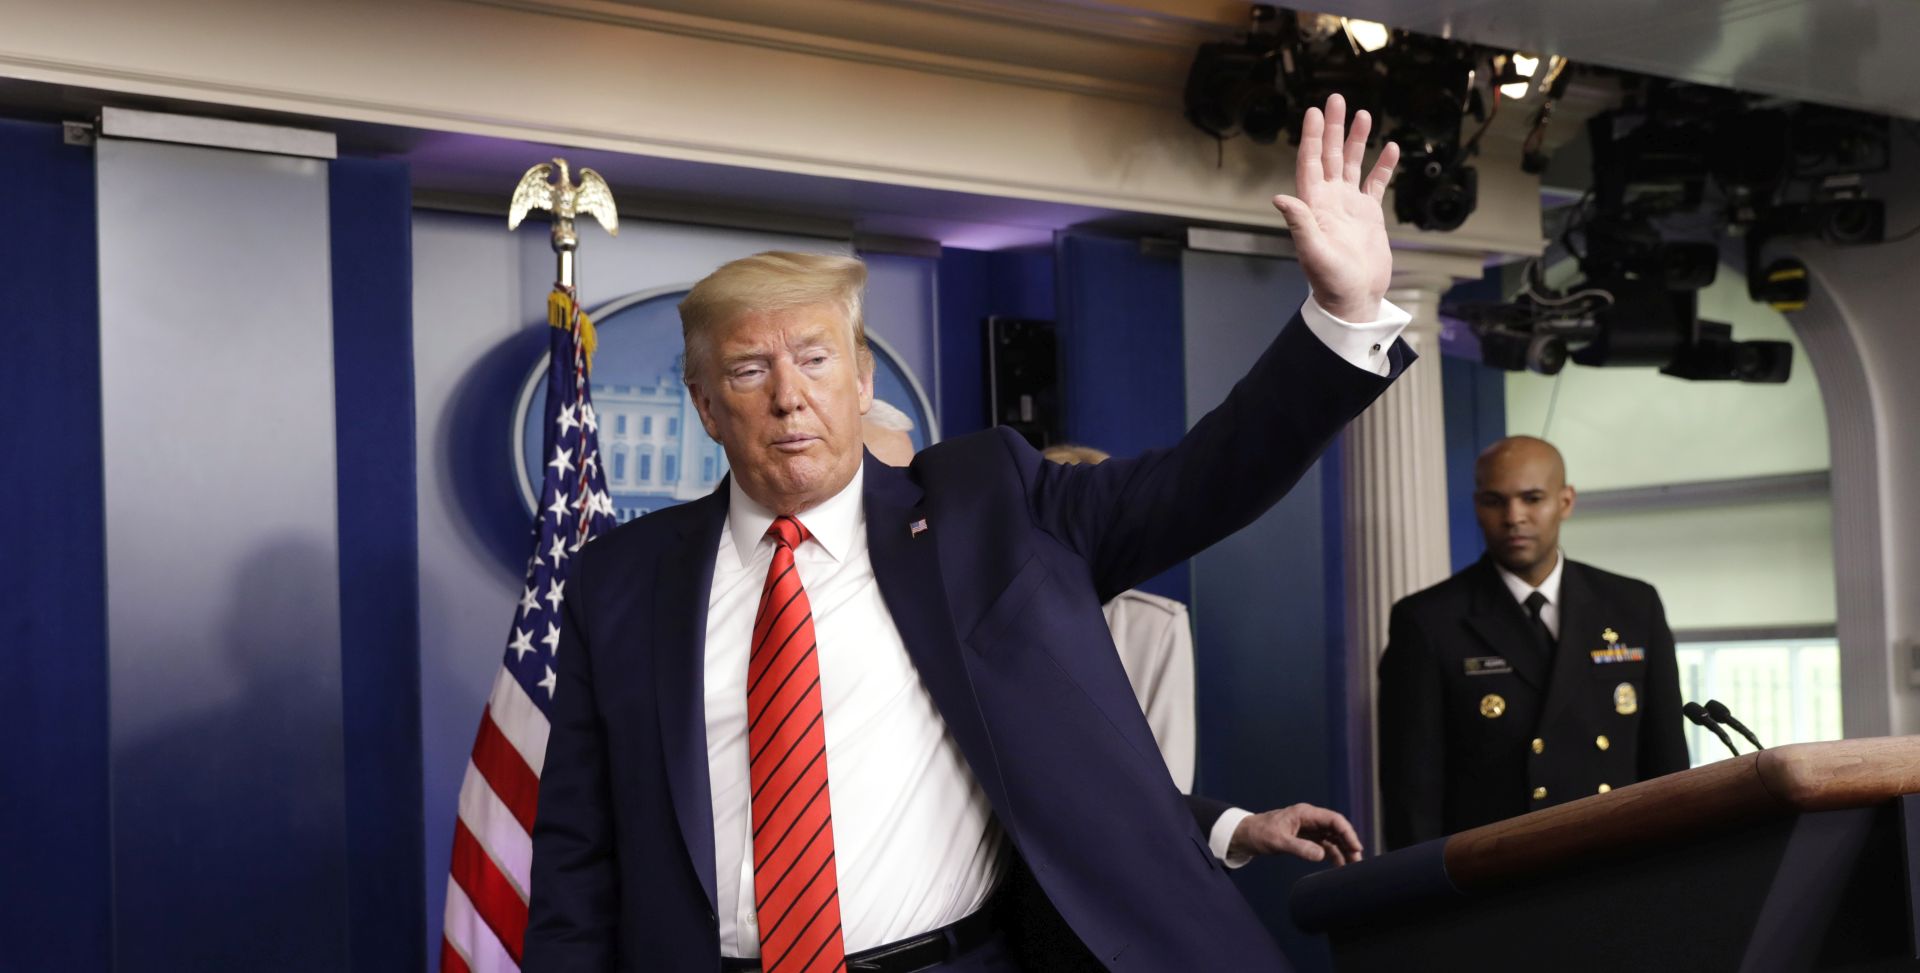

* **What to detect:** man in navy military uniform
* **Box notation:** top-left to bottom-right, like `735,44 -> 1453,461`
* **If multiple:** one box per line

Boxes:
1377,436 -> 1690,851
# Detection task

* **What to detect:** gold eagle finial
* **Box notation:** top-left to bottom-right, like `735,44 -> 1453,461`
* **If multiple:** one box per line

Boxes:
508,157 -> 619,237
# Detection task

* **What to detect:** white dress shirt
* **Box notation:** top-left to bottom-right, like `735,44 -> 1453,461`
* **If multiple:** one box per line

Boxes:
705,466 -> 1004,957
1496,550 -> 1566,639
1298,294 -> 1411,377
703,297 -> 1408,954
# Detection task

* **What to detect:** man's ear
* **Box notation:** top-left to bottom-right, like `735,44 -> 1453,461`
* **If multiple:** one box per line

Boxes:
1561,484 -> 1578,519
857,354 -> 874,415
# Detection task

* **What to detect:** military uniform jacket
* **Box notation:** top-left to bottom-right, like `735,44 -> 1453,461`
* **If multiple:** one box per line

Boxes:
1376,555 -> 1690,850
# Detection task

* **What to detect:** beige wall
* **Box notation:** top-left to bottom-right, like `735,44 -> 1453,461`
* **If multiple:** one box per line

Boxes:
0,0 -> 1543,257
1505,264 -> 1829,491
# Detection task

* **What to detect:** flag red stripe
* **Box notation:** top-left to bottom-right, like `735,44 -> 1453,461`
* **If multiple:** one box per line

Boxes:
473,708 -> 540,833
451,820 -> 528,963
439,936 -> 473,973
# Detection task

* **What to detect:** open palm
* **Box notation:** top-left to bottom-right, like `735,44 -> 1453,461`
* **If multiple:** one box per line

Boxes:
1271,93 -> 1400,322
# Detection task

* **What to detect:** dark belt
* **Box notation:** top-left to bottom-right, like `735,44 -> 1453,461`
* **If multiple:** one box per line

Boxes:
719,902 -> 1000,973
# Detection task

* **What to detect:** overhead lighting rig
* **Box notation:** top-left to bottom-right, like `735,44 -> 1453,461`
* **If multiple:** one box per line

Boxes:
1181,5 -> 1580,234
1448,77 -> 1902,384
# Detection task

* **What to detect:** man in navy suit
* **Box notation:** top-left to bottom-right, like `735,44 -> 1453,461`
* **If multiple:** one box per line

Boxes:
527,94 -> 1412,972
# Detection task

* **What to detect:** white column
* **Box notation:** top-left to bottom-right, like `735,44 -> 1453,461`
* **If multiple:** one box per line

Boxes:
1340,249 -> 1485,841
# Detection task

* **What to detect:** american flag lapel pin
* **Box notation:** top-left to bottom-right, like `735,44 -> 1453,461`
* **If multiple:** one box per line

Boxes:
909,518 -> 929,538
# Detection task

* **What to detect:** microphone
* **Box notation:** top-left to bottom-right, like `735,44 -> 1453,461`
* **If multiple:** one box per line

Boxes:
1706,699 -> 1766,751
1684,701 -> 1740,758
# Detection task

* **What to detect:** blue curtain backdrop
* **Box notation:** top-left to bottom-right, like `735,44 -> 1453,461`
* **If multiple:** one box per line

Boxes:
0,131 -> 425,970
1442,354 -> 1509,570
331,157 -> 427,972
935,246 -> 1054,440
1439,272 -> 1511,571
0,118 -> 111,973
1054,234 -> 1190,602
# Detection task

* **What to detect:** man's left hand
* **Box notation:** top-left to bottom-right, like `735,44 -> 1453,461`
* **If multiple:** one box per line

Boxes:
1228,802 -> 1365,866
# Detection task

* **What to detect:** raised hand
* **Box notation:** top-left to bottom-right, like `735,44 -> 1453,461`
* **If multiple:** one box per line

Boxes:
1270,93 -> 1400,323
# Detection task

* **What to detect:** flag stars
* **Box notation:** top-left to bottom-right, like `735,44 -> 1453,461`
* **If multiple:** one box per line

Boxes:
581,403 -> 597,434
542,622 -> 561,654
556,403 -> 580,434
548,534 -> 569,567
548,447 -> 574,476
508,627 -> 535,662
517,586 -> 539,617
546,578 -> 566,612
547,492 -> 569,523
538,665 -> 558,698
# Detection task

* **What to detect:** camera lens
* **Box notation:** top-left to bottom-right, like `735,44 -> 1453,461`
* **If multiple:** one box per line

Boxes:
1528,334 -> 1568,375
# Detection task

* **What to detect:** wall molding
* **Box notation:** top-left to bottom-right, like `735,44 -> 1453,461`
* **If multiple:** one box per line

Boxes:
466,0 -> 1190,105
1577,471 -> 1831,514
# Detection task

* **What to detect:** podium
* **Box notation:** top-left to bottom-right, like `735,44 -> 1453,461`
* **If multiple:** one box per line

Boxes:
1291,738 -> 1920,971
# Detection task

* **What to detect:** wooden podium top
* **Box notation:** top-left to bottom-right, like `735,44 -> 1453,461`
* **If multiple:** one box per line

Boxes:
1444,735 -> 1920,892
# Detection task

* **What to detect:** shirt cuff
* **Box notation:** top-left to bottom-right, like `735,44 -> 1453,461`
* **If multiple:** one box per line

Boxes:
1299,294 -> 1411,376
1207,806 -> 1257,869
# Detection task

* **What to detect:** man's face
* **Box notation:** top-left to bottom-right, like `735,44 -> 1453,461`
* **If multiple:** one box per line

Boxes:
1473,446 -> 1574,577
688,303 -> 873,514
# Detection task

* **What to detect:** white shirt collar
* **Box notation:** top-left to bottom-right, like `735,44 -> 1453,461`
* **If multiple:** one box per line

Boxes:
725,464 -> 865,569
1496,549 -> 1564,609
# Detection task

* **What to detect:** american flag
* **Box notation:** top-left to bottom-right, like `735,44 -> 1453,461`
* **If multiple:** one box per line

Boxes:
441,288 -> 617,973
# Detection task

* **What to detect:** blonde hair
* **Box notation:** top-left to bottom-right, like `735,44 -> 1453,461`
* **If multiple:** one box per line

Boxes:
1041,443 -> 1110,465
678,251 -> 869,383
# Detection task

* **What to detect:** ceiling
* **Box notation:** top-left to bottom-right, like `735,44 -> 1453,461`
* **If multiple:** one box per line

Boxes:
5,1 -> 1909,249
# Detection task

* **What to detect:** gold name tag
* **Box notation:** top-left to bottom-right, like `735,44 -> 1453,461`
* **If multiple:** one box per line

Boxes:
1465,656 -> 1513,676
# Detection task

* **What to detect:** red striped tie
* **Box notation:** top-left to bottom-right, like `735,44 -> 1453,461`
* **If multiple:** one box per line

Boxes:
748,516 -> 847,973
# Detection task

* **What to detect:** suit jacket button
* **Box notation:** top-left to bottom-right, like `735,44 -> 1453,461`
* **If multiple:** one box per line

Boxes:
1532,738 -> 1545,754
1598,783 -> 1612,794
1532,786 -> 1548,800
1596,734 -> 1611,750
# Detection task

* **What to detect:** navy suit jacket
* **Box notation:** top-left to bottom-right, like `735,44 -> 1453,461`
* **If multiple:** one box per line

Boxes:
526,313 -> 1410,971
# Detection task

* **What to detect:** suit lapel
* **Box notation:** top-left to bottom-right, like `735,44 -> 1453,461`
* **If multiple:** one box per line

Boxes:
860,456 -> 1003,807
652,484 -> 727,910
1462,558 -> 1548,691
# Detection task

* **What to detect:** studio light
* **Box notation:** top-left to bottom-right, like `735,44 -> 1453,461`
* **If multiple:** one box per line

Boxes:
1181,4 -> 1285,143
1342,18 -> 1391,53
1539,55 -> 1569,93
1499,52 -> 1537,100
1393,141 -> 1478,231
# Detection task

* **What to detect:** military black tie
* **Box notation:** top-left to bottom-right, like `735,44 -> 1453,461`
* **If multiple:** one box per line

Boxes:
1524,590 -> 1556,656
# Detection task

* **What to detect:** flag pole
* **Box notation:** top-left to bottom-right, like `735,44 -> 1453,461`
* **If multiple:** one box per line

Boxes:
440,159 -> 622,973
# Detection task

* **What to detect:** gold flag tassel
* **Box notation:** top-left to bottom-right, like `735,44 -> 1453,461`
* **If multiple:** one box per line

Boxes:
547,287 -> 599,370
